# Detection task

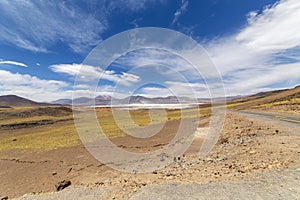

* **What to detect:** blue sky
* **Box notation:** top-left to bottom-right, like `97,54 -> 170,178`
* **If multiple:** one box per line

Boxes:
0,0 -> 299,101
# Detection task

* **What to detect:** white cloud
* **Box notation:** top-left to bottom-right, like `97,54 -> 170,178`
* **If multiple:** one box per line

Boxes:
107,0 -> 165,12
222,62 -> 300,95
90,0 -> 300,98
49,63 -> 140,86
0,1 -> 165,54
0,70 -> 69,102
171,0 -> 189,25
0,60 -> 28,67
236,0 -> 300,52
0,1 -> 106,54
138,81 -> 210,98
204,0 -> 300,96
113,48 -> 200,80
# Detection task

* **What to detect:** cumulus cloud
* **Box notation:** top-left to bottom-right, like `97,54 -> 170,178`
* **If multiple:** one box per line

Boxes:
236,0 -> 300,52
113,48 -> 202,80
49,63 -> 140,86
205,0 -> 300,96
0,70 -> 69,101
0,60 -> 28,67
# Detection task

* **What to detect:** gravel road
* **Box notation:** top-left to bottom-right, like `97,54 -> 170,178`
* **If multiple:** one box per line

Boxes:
231,110 -> 300,130
130,167 -> 300,200
15,166 -> 300,200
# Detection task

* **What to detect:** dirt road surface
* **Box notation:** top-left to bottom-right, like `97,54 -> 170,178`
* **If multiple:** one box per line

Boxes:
232,110 -> 300,130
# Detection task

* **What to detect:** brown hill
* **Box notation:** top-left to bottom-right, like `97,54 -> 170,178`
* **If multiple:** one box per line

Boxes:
0,95 -> 49,107
228,85 -> 300,109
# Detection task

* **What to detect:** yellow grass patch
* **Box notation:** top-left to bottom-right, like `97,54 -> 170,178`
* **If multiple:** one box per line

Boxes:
0,106 -> 210,153
254,98 -> 300,108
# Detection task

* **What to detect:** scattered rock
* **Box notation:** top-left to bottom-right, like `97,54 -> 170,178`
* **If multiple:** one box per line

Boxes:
52,171 -> 57,176
152,171 -> 158,174
206,157 -> 214,163
1,196 -> 8,200
268,165 -> 273,169
249,150 -> 256,155
95,181 -> 104,185
55,180 -> 71,191
160,155 -> 165,162
216,156 -> 227,162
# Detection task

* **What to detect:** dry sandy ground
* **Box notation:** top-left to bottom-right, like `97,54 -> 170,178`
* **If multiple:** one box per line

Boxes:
1,111 -> 300,199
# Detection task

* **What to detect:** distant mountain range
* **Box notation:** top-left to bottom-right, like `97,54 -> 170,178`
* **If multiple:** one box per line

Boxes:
1,85 -> 299,107
52,95 -> 198,106
0,94 -> 199,107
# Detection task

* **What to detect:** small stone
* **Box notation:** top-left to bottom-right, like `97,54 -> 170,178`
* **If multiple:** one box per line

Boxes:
268,165 -> 273,169
249,150 -> 256,155
275,130 -> 279,134
160,155 -> 165,162
1,196 -> 8,200
12,138 -> 17,141
52,171 -> 57,176
55,180 -> 71,191
152,171 -> 158,174
95,181 -> 104,185
166,172 -> 171,177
